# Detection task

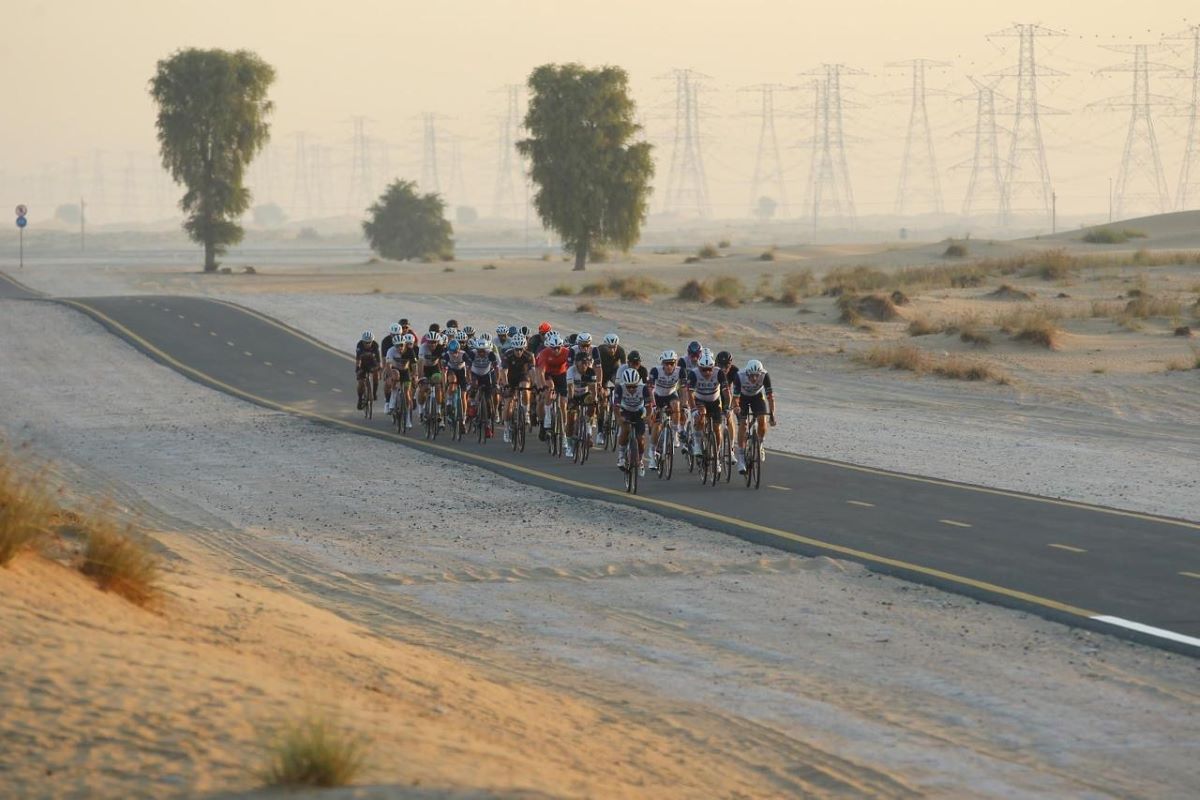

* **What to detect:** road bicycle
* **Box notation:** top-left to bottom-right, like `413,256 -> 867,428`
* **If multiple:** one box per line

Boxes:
423,386 -> 441,441
571,398 -> 594,464
622,429 -> 642,494
743,410 -> 766,490
510,385 -> 530,453
445,382 -> 463,442
653,407 -> 673,480
474,384 -> 494,444
698,414 -> 721,486
393,381 -> 412,435
545,392 -> 565,457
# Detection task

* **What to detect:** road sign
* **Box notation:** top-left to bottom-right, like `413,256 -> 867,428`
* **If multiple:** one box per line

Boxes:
16,215 -> 27,228
15,204 -> 27,217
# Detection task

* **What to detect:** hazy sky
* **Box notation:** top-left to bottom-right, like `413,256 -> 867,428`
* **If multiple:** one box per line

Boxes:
3,0 -> 1198,224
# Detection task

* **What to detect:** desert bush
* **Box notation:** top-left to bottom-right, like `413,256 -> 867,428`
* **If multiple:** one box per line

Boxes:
610,275 -> 668,300
575,301 -> 597,314
823,265 -> 890,295
261,716 -> 367,788
79,516 -> 160,607
441,266 -> 454,272
907,315 -> 943,336
588,245 -> 610,263
857,344 -> 926,372
759,250 -> 776,261
1004,311 -> 1061,349
837,293 -> 900,323
683,255 -> 701,263
932,356 -> 1003,382
718,238 -> 731,248
0,452 -> 55,566
944,242 -> 969,258
697,243 -> 720,259
856,344 -> 1006,383
677,279 -> 712,302
710,275 -> 745,307
1082,227 -> 1146,244
986,284 -> 1036,301
1022,249 -> 1076,281
578,281 -> 607,296
712,295 -> 740,308
954,313 -> 991,346
549,284 -> 573,297
1124,295 -> 1183,319
483,263 -> 498,270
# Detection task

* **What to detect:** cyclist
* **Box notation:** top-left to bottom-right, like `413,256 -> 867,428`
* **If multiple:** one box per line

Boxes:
626,350 -> 649,383
682,340 -> 705,373
494,324 -> 511,355
501,333 -> 536,443
595,333 -> 626,446
613,366 -> 651,473
647,349 -> 685,465
732,359 -> 777,475
715,350 -> 738,448
442,338 -> 469,429
468,337 -> 501,437
399,318 -> 416,339
529,321 -> 552,355
534,331 -> 570,443
446,318 -> 460,331
502,325 -> 521,357
416,324 -> 445,425
462,324 -> 476,340
687,351 -> 728,477
355,331 -> 381,410
563,349 -> 599,459
384,331 -> 419,421
379,323 -> 403,372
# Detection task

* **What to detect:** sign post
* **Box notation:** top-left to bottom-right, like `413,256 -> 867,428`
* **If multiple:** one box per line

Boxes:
15,205 -> 28,269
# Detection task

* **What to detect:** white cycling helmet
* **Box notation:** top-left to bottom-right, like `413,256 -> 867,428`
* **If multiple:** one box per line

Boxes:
659,349 -> 678,364
388,323 -> 402,336
697,352 -> 716,369
511,333 -> 527,348
463,325 -> 476,336
444,326 -> 459,339
544,332 -> 563,348
401,332 -> 416,345
495,323 -> 509,335
603,332 -> 619,346
701,347 -> 714,360
361,331 -> 374,342
577,331 -> 593,345
436,332 -> 448,345
455,330 -> 469,342
474,337 -> 490,350
481,332 -> 492,342
619,366 -> 642,386
745,359 -> 765,375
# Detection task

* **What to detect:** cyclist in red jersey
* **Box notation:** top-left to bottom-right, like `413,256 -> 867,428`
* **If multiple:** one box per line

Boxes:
535,331 -> 570,442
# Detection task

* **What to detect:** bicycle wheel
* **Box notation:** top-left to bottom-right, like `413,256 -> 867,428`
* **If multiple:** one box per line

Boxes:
425,396 -> 436,440
553,405 -> 565,458
745,431 -> 758,488
581,410 -> 592,464
722,431 -> 732,483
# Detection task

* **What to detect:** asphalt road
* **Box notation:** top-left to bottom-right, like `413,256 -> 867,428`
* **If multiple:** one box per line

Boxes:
2,270 -> 1198,655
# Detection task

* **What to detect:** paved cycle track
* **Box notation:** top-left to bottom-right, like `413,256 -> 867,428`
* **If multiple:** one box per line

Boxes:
2,269 -> 1197,655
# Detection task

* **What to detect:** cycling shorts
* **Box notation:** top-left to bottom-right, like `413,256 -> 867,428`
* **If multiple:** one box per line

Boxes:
698,398 -> 724,417
737,394 -> 768,418
568,393 -> 594,409
422,364 -> 442,381
471,371 -> 496,389
507,372 -> 531,391
446,366 -> 467,386
548,373 -> 568,397
620,408 -> 647,436
653,391 -> 679,407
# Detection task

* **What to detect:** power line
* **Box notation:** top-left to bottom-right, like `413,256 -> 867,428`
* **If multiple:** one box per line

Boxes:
420,113 -> 441,195
804,64 -> 860,231
660,68 -> 712,218
890,58 -> 949,215
959,78 -> 1009,222
346,116 -> 374,213
740,83 -> 794,217
291,132 -> 311,217
1168,25 -> 1200,210
492,85 -> 525,219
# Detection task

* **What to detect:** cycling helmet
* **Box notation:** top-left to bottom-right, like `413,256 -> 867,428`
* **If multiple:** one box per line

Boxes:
687,340 -> 702,356
603,332 -> 619,346
745,359 -> 765,375
388,323 -> 402,336
659,349 -> 678,363
574,350 -> 592,363
619,366 -> 642,386
577,331 -> 593,345
520,325 -> 530,336
482,332 -> 492,342
428,323 -> 440,333
495,324 -> 508,336
627,350 -> 642,362
697,352 -> 716,369
448,340 -> 460,353
463,325 -> 475,336
401,333 -> 416,345
507,325 -> 519,337
538,321 -> 552,334
399,318 -> 410,327
436,332 -> 448,345
716,350 -> 732,367
544,332 -> 563,348
444,326 -> 459,340
511,333 -> 527,349
455,330 -> 469,343
567,333 -> 578,346
446,319 -> 459,329
361,331 -> 374,342
474,338 -> 490,350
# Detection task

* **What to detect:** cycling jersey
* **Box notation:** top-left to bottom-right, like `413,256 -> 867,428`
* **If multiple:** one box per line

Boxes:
356,339 -> 381,365
379,333 -> 401,360
648,364 -> 683,397
469,349 -> 500,377
503,350 -> 536,382
385,345 -> 418,369
614,383 -> 651,413
418,336 -> 443,366
527,332 -> 545,355
535,346 -> 570,377
442,348 -> 468,372
596,344 -> 626,382
565,365 -> 597,397
731,370 -> 773,398
687,367 -> 727,404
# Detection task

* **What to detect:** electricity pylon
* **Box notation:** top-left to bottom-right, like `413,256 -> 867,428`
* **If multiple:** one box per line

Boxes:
291,132 -> 311,218
420,113 -> 441,195
889,58 -> 948,215
1168,25 -> 1200,210
741,83 -> 794,217
660,68 -> 712,218
988,23 -> 1066,223
1091,44 -> 1175,218
492,85 -> 525,219
803,64 -> 860,231
957,78 -> 1010,222
346,116 -> 374,213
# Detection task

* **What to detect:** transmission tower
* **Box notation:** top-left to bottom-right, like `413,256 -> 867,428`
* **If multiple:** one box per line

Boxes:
291,132 -> 311,218
444,134 -> 470,210
661,69 -> 712,218
1169,25 -> 1200,209
804,64 -> 859,231
420,113 -> 441,194
90,150 -> 107,222
492,85 -> 526,219
988,24 -> 1065,223
741,83 -> 793,217
890,58 -> 948,215
958,78 -> 1010,221
346,116 -> 374,212
1091,44 -> 1175,218
120,152 -> 138,222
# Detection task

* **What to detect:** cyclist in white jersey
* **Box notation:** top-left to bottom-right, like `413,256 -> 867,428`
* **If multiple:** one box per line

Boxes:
686,350 -> 729,476
647,350 -> 685,464
613,366 -> 652,473
731,359 -> 777,474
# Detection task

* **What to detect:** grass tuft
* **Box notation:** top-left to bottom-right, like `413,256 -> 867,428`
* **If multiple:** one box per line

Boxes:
0,451 -> 55,566
837,293 -> 900,323
943,242 -> 969,258
709,275 -> 745,307
261,715 -> 367,788
759,250 -> 776,261
79,516 -> 160,607
907,315 -> 943,337
1082,227 -> 1147,244
1124,295 -> 1184,319
549,284 -> 574,297
575,301 -> 597,314
676,279 -> 713,303
855,344 -> 1006,383
697,243 -> 720,259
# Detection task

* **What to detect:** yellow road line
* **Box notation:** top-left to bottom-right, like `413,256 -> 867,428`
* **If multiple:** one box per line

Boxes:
1049,544 -> 1087,553
940,519 -> 972,528
769,484 -> 791,491
772,451 -> 1200,531
58,297 -> 1103,622
1180,571 -> 1200,580
847,500 -> 875,508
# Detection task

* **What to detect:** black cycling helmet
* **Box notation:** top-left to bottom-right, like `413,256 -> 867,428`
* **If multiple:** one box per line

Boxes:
627,350 -> 641,362
567,333 -> 579,346
687,340 -> 702,356
507,325 -> 519,337
446,319 -> 459,329
428,323 -> 440,333
399,318 -> 409,327
716,350 -> 732,367
520,325 -> 530,336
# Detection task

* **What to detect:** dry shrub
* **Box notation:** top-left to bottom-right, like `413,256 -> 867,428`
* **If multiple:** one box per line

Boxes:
986,284 -> 1036,301
609,275 -> 668,300
79,516 -> 160,607
1090,300 -> 1123,318
907,315 -> 943,336
838,293 -> 900,323
823,265 -> 890,295
549,284 -> 574,297
261,716 -> 367,788
1010,314 -> 1061,349
949,313 -> 991,346
0,451 -> 55,566
575,301 -> 597,314
710,275 -> 745,306
759,250 -> 776,261
1022,249 -> 1076,281
482,263 -> 498,270
890,290 -> 910,306
1124,295 -> 1184,319
857,344 -> 926,371
944,242 -> 969,258
588,245 -> 610,263
856,344 -> 1006,383
697,243 -> 720,259
683,255 -> 701,264
932,356 -> 1002,381
677,279 -> 712,302
577,282 -> 607,297
712,295 -> 740,308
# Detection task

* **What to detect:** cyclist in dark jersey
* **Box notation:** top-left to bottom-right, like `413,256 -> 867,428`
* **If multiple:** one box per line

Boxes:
355,331 -> 381,409
501,333 -> 536,443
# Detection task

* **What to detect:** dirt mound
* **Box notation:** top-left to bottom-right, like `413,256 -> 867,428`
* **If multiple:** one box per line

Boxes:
986,284 -> 1036,301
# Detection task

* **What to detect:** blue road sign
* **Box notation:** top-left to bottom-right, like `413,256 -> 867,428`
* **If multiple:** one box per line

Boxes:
16,216 -> 27,228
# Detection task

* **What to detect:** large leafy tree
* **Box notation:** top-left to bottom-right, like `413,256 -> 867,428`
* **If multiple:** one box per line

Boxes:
149,49 -> 275,272
517,64 -> 654,270
362,180 -> 454,261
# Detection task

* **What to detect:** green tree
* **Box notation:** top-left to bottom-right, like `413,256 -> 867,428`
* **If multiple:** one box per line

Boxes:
149,48 -> 275,272
517,64 -> 654,271
362,180 -> 454,261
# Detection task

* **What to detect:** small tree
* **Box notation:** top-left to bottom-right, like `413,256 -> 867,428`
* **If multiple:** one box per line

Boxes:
362,180 -> 453,261
149,48 -> 275,272
517,64 -> 654,270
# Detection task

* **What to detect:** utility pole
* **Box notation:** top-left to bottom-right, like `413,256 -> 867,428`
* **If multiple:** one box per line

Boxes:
988,23 -> 1065,226
1091,43 -> 1175,219
660,68 -> 712,218
957,77 -> 1009,223
420,113 -> 441,195
741,83 -> 794,218
80,197 -> 86,251
120,152 -> 137,223
1052,190 -> 1057,233
291,132 -> 311,218
1168,25 -> 1200,209
889,58 -> 949,215
804,64 -> 860,232
492,85 -> 524,219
